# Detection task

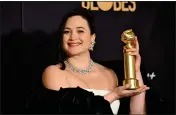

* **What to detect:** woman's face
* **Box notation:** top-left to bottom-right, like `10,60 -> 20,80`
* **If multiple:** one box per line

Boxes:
62,15 -> 95,56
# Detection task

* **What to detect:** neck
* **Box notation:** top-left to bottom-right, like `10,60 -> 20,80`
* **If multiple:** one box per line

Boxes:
66,51 -> 92,70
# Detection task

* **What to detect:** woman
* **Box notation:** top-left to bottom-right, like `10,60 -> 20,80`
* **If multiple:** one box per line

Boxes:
27,7 -> 149,114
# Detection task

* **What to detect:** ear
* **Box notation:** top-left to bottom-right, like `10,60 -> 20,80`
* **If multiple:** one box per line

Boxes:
91,34 -> 96,42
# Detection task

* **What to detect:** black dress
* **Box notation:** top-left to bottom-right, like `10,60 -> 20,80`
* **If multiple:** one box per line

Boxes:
26,86 -> 114,114
26,60 -> 138,114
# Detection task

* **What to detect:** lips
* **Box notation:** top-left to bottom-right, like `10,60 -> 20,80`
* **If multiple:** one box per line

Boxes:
68,43 -> 81,47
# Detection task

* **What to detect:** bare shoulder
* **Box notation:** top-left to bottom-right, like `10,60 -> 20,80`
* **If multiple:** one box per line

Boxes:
42,64 -> 67,90
96,63 -> 118,87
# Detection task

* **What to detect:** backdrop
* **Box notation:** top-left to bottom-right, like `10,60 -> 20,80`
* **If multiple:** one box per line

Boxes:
1,1 -> 175,114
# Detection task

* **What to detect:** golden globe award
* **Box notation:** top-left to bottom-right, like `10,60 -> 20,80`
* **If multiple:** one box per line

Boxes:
121,29 -> 139,89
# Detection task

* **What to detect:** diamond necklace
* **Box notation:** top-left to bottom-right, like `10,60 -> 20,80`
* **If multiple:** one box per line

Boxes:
64,59 -> 94,74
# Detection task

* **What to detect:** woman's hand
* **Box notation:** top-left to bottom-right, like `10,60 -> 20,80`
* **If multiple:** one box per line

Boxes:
114,84 -> 149,98
104,36 -> 150,104
124,36 -> 146,85
123,36 -> 141,73
104,84 -> 149,103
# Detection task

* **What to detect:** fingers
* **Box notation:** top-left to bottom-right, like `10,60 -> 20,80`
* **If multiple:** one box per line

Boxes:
123,36 -> 139,52
122,86 -> 143,95
117,85 -> 150,98
121,84 -> 131,90
124,48 -> 137,52
123,45 -> 141,60
123,49 -> 141,60
131,85 -> 150,96
130,85 -> 147,94
123,47 -> 138,54
141,85 -> 150,92
128,52 -> 138,56
134,36 -> 139,51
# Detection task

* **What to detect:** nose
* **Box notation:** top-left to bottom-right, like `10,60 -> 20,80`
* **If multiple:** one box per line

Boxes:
69,31 -> 77,41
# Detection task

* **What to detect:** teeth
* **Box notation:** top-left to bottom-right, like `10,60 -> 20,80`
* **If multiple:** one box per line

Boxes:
69,43 -> 80,46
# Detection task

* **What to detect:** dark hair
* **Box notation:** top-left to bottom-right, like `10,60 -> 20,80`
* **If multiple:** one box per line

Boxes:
58,7 -> 95,70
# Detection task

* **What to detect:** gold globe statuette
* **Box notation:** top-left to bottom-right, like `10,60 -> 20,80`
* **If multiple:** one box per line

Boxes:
121,29 -> 139,90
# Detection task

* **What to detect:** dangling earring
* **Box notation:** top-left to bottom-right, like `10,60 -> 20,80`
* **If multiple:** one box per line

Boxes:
89,41 -> 96,51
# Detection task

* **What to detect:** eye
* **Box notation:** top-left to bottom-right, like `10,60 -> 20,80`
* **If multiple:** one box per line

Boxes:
63,30 -> 70,34
77,30 -> 84,33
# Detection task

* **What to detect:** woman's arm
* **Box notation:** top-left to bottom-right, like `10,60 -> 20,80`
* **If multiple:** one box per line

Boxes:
130,71 -> 147,114
125,36 -> 149,114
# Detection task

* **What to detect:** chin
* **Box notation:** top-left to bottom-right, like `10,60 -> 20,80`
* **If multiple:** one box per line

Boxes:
67,49 -> 88,57
67,51 -> 82,57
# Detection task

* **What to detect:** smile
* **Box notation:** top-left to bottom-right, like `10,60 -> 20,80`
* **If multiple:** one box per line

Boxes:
68,43 -> 81,47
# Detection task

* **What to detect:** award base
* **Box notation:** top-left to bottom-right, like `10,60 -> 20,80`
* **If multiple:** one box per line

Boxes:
123,78 -> 140,90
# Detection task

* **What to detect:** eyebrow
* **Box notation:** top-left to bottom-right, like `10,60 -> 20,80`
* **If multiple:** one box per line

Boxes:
64,27 -> 85,30
77,27 -> 85,30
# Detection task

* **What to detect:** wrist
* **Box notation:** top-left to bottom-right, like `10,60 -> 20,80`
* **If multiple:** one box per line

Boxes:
113,91 -> 120,100
136,71 -> 144,86
136,70 -> 141,74
104,91 -> 119,103
131,90 -> 146,99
